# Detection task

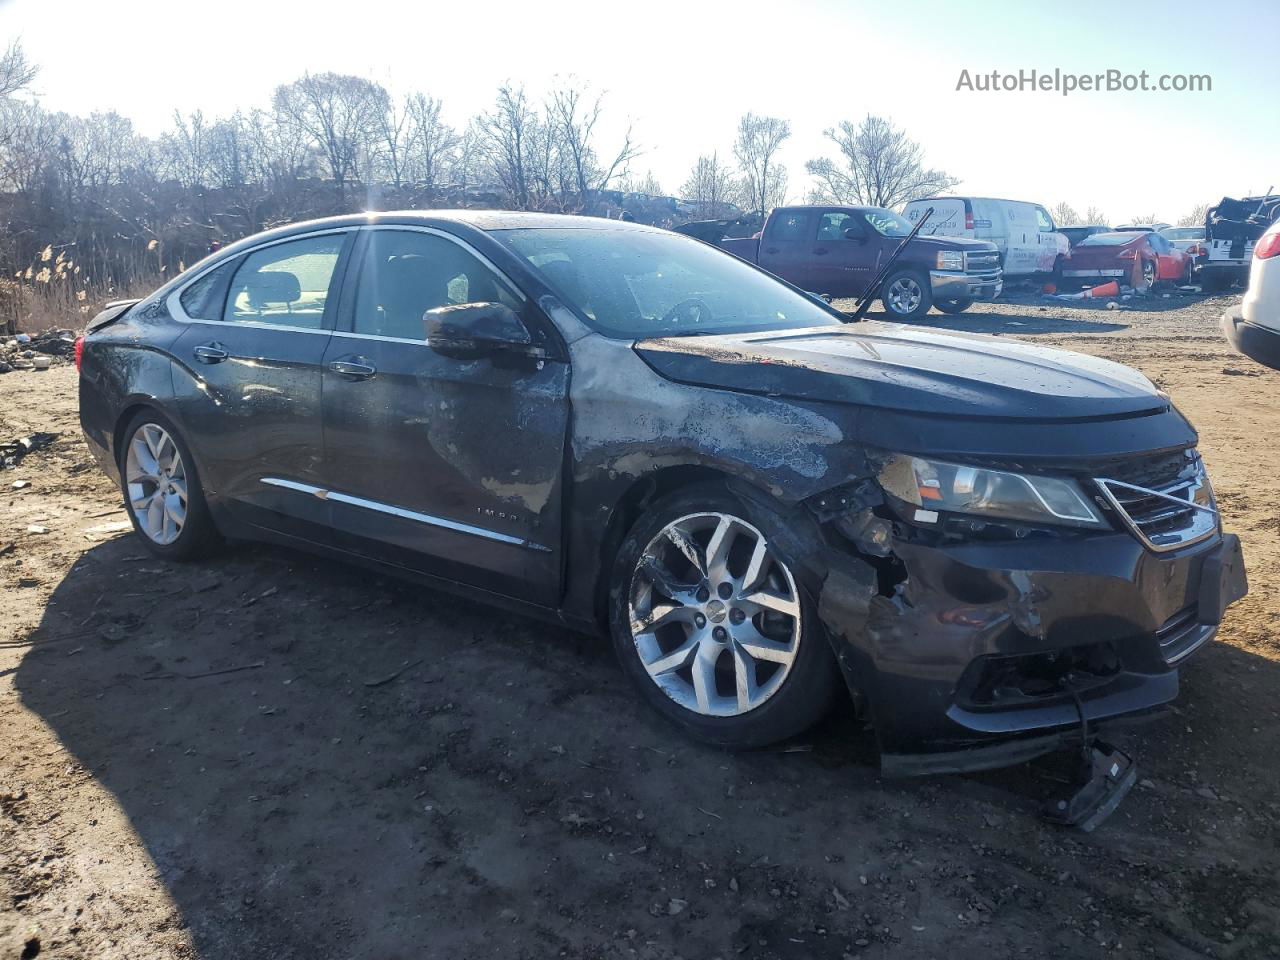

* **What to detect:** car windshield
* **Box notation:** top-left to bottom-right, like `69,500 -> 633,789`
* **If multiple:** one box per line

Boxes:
1078,233 -> 1140,247
497,227 -> 841,339
863,209 -> 913,237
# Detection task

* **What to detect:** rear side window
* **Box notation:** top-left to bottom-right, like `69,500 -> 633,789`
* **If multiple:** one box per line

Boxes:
765,211 -> 812,242
352,230 -> 521,340
224,234 -> 345,329
179,260 -> 236,321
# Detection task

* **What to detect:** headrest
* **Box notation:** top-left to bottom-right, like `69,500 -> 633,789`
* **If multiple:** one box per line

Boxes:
245,270 -> 301,308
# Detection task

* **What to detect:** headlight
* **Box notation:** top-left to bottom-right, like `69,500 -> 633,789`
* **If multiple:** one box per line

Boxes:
878,454 -> 1107,529
936,250 -> 964,271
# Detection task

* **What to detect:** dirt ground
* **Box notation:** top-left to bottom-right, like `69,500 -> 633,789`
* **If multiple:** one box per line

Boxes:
2,289 -> 1278,960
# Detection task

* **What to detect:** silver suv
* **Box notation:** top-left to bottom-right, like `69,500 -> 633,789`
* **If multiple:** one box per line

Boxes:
1222,218 -> 1280,369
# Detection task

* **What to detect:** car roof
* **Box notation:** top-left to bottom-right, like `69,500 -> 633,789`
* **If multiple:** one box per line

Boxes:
906,196 -> 1042,206
212,209 -> 662,256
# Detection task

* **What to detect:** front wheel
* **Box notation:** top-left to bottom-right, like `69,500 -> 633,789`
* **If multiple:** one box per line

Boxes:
608,487 -> 839,748
934,298 -> 974,315
119,410 -> 220,560
880,269 -> 933,321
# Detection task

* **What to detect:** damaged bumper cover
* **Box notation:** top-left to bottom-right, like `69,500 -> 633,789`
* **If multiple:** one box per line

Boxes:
817,523 -> 1246,777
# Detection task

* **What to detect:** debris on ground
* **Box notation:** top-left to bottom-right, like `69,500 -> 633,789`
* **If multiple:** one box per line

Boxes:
0,330 -> 77,372
1,432 -> 58,469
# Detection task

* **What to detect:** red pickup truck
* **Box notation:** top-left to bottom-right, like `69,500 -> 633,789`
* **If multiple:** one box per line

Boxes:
711,205 -> 1003,320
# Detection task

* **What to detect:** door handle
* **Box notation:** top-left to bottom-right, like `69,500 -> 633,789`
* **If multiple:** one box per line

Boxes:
193,342 -> 228,364
328,357 -> 377,380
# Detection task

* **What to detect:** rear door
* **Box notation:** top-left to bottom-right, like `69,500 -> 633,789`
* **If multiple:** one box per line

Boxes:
169,229 -> 353,542
1003,202 -> 1039,275
756,209 -> 818,289
319,226 -> 570,603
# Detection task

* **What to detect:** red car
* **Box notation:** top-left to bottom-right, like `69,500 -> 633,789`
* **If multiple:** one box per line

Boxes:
1061,231 -> 1192,289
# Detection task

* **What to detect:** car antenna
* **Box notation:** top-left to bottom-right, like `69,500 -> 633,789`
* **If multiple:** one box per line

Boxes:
846,206 -> 933,323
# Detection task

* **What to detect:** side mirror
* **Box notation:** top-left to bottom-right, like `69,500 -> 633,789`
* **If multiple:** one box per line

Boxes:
424,302 -> 532,359
843,227 -> 868,244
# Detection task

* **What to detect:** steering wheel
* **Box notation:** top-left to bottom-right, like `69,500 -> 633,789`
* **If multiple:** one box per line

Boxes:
661,298 -> 714,326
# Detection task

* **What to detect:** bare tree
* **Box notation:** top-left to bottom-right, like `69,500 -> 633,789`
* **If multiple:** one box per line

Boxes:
734,113 -> 789,218
0,40 -> 38,99
1084,206 -> 1109,225
546,83 -> 639,205
376,95 -> 413,189
805,115 -> 957,209
1179,202 -> 1210,227
621,170 -> 664,196
1129,213 -> 1162,225
272,73 -> 390,200
1052,202 -> 1081,226
0,100 -> 60,196
476,85 -> 540,209
680,154 -> 740,219
405,93 -> 459,187
162,110 -> 212,190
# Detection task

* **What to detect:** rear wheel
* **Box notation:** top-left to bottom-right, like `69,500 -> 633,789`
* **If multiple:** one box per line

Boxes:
119,411 -> 220,560
1141,259 -> 1157,290
608,486 -> 839,748
934,298 -> 974,315
880,269 -> 932,321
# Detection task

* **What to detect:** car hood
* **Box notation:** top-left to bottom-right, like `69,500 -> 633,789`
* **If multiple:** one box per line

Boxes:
898,234 -> 997,252
634,323 -> 1168,421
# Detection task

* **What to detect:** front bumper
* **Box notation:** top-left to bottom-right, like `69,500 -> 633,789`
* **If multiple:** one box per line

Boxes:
929,270 -> 1002,302
1223,305 -> 1280,370
817,527 -> 1246,776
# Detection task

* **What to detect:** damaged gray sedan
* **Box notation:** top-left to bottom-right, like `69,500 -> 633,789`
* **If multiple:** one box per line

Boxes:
78,211 -> 1247,782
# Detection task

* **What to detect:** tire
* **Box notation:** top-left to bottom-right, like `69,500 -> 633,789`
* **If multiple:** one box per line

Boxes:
879,269 -> 932,321
118,410 -> 220,560
1050,255 -> 1065,285
1140,259 -> 1157,291
934,299 -> 974,315
608,485 -> 840,748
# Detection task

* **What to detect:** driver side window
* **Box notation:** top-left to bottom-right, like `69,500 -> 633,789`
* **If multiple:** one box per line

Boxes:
352,230 -> 522,340
816,212 -> 854,241
1035,207 -> 1055,232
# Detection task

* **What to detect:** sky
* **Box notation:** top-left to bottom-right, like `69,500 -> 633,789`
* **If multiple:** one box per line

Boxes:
3,0 -> 1277,223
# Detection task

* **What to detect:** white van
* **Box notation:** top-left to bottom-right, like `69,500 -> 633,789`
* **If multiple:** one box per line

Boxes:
903,197 -> 1070,279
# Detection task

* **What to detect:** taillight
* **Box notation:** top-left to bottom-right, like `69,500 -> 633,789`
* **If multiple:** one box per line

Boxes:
1117,248 -> 1137,259
74,336 -> 84,371
965,208 -> 975,230
1256,232 -> 1280,260
1187,243 -> 1205,257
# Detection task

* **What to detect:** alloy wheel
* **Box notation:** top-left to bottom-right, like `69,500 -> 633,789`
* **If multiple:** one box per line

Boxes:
628,512 -> 802,717
1142,261 -> 1156,288
886,277 -> 922,314
125,423 -> 188,545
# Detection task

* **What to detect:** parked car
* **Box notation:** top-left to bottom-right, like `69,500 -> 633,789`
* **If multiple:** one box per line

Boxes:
1201,195 -> 1280,291
902,196 -> 1070,279
1160,225 -> 1206,254
1059,224 -> 1112,248
711,205 -> 1001,320
1062,231 -> 1192,289
1116,223 -> 1172,233
1222,218 -> 1280,369
78,211 -> 1246,777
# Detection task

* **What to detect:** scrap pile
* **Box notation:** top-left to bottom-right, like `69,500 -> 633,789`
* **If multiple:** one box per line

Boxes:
0,329 -> 76,373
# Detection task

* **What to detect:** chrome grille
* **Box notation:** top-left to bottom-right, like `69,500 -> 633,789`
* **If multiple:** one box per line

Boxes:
1094,452 -> 1218,552
964,251 -> 1001,278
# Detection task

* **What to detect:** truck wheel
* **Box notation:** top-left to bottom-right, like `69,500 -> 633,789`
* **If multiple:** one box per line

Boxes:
934,299 -> 973,315
881,270 -> 932,321
608,485 -> 839,748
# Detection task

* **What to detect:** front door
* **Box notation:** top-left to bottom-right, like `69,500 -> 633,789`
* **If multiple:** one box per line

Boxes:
319,226 -> 570,603
169,229 -> 353,542
808,209 -> 877,297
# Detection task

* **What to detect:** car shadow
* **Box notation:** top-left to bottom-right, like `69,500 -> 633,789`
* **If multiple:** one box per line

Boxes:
13,533 -> 1280,957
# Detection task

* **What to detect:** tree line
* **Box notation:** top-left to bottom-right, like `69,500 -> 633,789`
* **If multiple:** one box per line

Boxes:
0,40 -> 960,330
